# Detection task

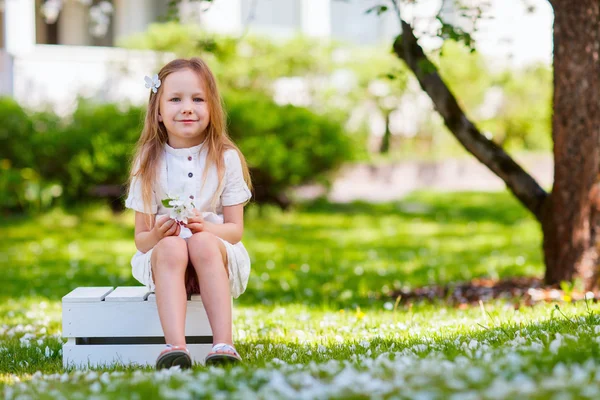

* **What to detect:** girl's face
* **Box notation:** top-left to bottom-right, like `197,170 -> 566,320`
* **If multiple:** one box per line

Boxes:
158,68 -> 210,148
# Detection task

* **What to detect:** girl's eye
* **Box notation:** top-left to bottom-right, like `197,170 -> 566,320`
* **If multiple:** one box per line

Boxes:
170,98 -> 180,102
194,98 -> 205,103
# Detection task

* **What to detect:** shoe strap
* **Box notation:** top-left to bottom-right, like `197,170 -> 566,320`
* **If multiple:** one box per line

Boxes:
212,343 -> 238,354
165,344 -> 190,353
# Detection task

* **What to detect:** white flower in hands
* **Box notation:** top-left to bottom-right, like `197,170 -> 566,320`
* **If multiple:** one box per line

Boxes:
144,74 -> 161,93
162,194 -> 195,224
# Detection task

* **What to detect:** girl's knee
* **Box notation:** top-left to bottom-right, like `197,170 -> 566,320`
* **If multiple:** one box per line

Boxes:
188,232 -> 222,263
152,236 -> 188,269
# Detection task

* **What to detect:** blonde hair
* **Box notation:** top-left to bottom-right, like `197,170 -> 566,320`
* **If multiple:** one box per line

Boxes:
127,58 -> 252,222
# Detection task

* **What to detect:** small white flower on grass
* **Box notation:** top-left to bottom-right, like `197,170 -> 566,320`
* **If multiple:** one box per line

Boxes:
360,341 -> 370,349
291,352 -> 297,362
412,344 -> 428,353
585,291 -> 595,300
44,346 -> 52,358
100,372 -> 110,384
271,358 -> 285,365
317,345 -> 327,354
549,335 -> 563,354
90,382 -> 101,393
85,371 -> 98,381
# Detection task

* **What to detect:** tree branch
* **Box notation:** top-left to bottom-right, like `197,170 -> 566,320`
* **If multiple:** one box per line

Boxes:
392,19 -> 548,221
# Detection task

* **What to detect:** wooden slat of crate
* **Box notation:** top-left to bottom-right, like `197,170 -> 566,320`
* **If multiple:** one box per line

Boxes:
62,287 -> 114,303
63,298 -> 211,337
62,341 -> 212,367
105,286 -> 151,302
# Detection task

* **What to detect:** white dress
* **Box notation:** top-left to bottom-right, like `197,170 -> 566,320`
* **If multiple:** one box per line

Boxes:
125,142 -> 252,298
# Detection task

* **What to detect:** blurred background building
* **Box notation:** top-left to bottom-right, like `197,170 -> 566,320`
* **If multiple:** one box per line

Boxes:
1,0 -> 552,114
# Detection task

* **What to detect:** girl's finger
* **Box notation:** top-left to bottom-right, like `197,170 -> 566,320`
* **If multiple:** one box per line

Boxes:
163,221 -> 175,235
188,223 -> 203,232
157,215 -> 171,228
162,219 -> 174,230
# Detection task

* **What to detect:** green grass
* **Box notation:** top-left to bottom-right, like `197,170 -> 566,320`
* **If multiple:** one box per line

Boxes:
1,191 -> 543,306
5,191 -> 599,399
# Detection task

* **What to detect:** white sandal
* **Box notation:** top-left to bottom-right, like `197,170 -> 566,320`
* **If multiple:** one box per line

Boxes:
204,343 -> 242,366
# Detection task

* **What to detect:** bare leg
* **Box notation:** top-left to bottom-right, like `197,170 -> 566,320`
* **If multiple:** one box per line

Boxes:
187,232 -> 232,345
151,236 -> 189,346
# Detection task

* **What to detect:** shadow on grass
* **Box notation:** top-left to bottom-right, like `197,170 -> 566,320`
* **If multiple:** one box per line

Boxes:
297,191 -> 534,226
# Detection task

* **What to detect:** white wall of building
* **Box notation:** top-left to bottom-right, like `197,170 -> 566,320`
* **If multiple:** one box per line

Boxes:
12,45 -> 173,115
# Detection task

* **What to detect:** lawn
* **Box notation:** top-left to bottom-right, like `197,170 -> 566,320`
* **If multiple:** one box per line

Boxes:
3,191 -> 600,399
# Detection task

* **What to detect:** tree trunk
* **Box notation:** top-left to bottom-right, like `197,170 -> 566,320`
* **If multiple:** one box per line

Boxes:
542,0 -> 600,289
380,111 -> 392,153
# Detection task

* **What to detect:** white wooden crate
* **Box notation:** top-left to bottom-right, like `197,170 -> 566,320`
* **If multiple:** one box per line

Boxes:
62,286 -> 213,368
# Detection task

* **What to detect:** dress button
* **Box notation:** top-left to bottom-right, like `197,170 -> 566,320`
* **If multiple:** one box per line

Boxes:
189,195 -> 194,200
188,156 -> 192,161
188,172 -> 193,178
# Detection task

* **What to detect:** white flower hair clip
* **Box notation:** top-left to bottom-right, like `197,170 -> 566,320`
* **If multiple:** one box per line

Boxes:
144,74 -> 161,94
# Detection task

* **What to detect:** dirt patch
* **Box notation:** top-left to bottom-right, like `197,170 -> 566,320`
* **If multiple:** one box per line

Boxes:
389,276 -> 597,309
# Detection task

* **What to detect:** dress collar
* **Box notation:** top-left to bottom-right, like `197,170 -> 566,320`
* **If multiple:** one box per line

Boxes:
164,140 -> 206,157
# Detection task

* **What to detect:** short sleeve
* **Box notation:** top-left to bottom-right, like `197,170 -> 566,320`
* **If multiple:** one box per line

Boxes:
125,160 -> 157,214
221,149 -> 252,207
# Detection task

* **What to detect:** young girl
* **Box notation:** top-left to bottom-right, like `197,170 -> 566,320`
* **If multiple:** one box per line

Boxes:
125,58 -> 252,369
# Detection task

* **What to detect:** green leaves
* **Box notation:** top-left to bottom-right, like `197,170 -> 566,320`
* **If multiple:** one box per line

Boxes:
436,17 -> 476,53
365,4 -> 389,16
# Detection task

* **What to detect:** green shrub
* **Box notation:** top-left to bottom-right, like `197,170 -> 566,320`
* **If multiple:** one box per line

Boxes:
0,98 -> 34,168
225,90 -> 354,206
0,93 -> 354,213
59,103 -> 143,201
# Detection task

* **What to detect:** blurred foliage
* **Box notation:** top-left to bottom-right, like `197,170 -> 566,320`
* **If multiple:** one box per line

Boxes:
123,23 -> 551,159
480,65 -> 552,151
437,42 -> 552,153
0,92 -> 352,214
225,90 -> 354,206
1,24 -> 553,212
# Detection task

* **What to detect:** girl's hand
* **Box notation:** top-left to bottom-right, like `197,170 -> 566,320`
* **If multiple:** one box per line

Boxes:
186,209 -> 205,234
153,214 -> 181,239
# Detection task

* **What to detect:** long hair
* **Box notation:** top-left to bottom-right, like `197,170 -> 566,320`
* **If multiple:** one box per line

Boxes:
127,58 -> 252,225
